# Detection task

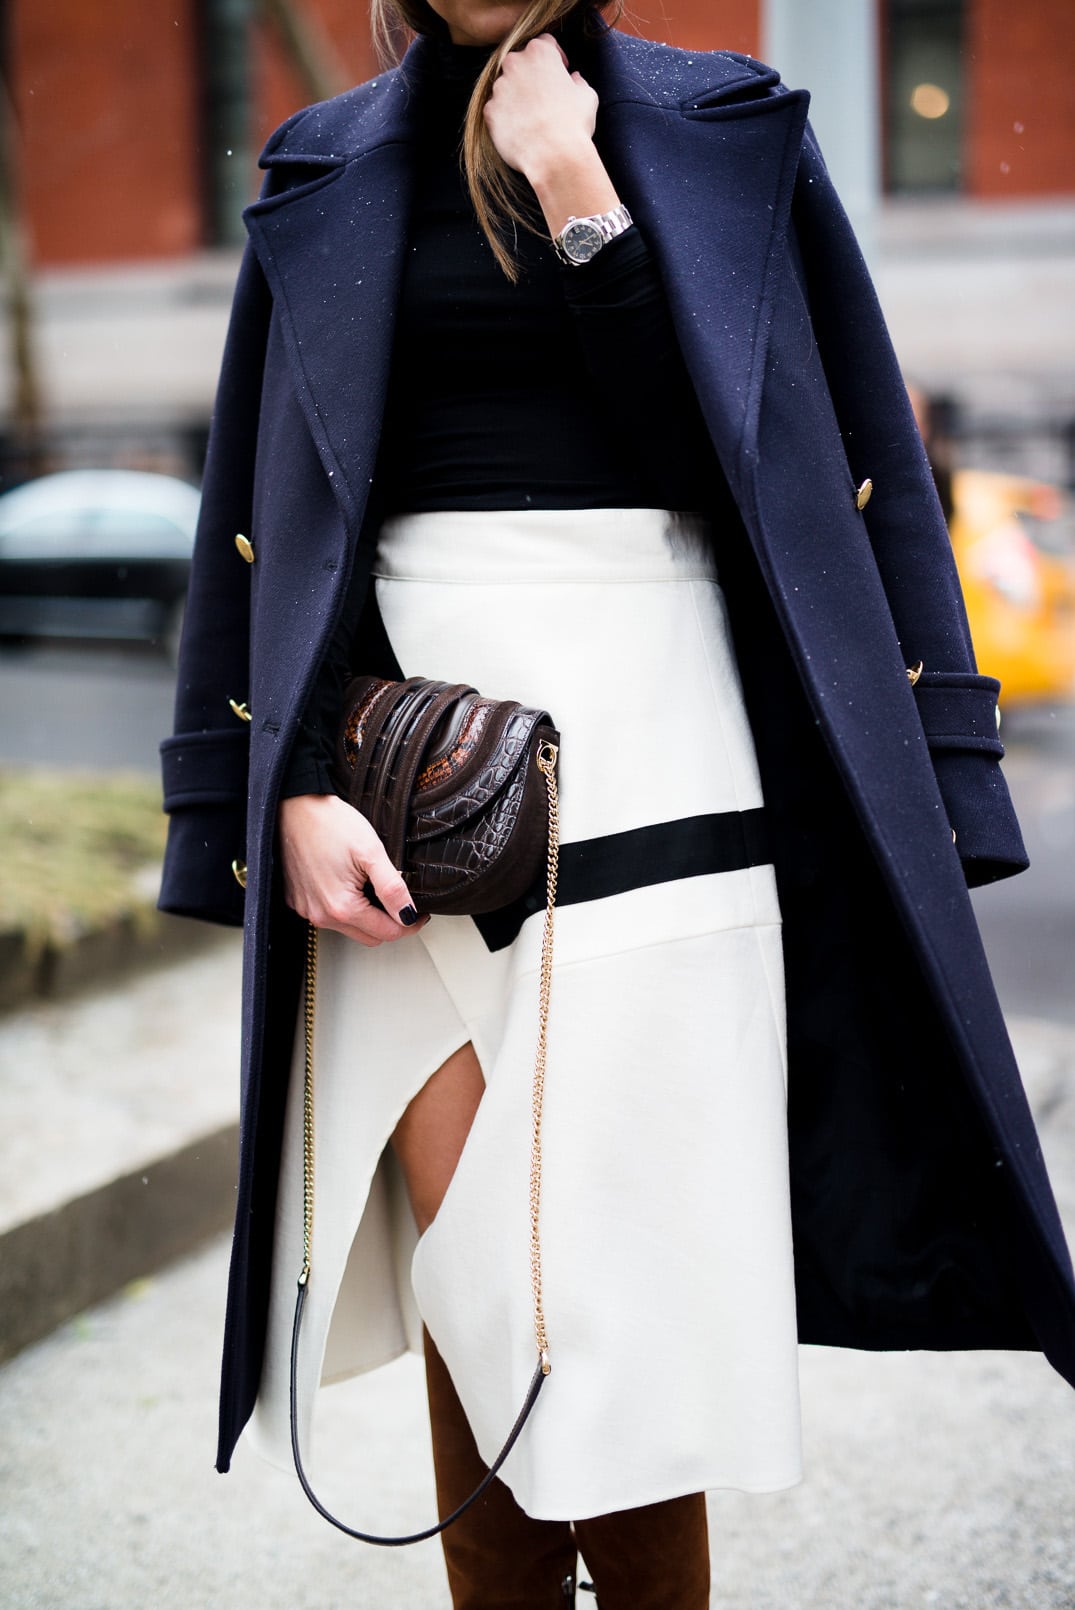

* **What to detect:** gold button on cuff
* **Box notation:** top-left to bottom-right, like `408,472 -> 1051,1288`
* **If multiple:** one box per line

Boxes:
234,534 -> 255,563
906,660 -> 924,686
228,698 -> 252,723
855,478 -> 874,511
231,859 -> 248,889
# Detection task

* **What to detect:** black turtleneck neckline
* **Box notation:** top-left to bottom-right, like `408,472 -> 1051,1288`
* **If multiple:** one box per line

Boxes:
420,6 -> 604,90
428,33 -> 494,89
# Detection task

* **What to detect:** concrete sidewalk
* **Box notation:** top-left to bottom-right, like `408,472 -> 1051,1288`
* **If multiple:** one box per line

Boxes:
0,936 -> 243,1361
0,961 -> 1073,1606
2,1225 -> 1074,1610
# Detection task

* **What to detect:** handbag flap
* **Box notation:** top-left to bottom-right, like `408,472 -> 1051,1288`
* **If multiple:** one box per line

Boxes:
407,702 -> 548,843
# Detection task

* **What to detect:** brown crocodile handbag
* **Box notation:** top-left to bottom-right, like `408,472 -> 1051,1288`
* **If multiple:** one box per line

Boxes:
334,674 -> 560,915
290,674 -> 561,1546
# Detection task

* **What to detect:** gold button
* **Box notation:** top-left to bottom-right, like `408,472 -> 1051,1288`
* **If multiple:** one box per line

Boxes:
234,534 -> 255,563
231,859 -> 248,889
228,698 -> 252,723
906,660 -> 924,686
855,478 -> 874,511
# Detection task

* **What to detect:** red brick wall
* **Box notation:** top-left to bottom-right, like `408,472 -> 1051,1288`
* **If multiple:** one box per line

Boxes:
12,0 -> 202,266
11,0 -> 763,266
964,0 -> 1075,197
622,0 -> 760,54
36,0 -> 1075,268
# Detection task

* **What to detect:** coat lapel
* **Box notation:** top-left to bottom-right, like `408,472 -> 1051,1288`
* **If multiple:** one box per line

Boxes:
242,59 -> 426,536
591,33 -> 809,497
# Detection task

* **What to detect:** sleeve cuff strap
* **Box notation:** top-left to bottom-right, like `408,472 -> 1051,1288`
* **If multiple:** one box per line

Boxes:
912,671 -> 1004,756
161,729 -> 250,810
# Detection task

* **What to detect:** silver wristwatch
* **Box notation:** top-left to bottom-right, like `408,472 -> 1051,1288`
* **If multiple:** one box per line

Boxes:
553,203 -> 634,266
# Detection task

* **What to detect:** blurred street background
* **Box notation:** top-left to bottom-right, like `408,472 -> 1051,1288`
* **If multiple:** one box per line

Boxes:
0,2 -> 1073,1607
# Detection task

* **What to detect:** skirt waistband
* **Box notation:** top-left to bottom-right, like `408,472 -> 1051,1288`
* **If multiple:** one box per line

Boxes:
372,507 -> 718,585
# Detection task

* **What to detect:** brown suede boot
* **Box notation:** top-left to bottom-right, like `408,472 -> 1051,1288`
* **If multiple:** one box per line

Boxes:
424,1330 -> 580,1609
573,1492 -> 711,1610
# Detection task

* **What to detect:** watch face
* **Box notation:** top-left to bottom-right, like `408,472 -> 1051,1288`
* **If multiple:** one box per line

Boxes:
562,220 -> 604,264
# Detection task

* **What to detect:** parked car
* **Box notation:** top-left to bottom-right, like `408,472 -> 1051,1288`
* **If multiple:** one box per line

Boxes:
0,469 -> 200,662
950,468 -> 1075,706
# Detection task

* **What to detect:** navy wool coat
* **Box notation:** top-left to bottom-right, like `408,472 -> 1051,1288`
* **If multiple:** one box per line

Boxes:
158,27 -> 1075,1471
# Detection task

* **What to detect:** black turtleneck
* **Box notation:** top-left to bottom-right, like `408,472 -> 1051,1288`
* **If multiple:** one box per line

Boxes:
282,26 -> 726,797
375,28 -> 716,513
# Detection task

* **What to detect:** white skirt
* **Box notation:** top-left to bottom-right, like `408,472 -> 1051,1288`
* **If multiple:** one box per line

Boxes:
249,507 -> 802,1519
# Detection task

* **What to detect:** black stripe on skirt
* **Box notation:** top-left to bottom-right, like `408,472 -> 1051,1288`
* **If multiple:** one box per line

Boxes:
474,807 -> 772,952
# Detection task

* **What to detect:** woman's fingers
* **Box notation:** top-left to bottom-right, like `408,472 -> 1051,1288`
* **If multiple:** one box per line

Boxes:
314,879 -> 420,945
484,32 -> 598,178
327,901 -> 426,948
277,793 -> 425,946
360,837 -> 421,930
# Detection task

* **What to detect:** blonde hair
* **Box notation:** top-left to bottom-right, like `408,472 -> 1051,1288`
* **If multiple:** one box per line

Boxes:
369,0 -> 621,280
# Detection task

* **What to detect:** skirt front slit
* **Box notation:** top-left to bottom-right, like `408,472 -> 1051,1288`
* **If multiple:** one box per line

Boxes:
249,507 -> 803,1520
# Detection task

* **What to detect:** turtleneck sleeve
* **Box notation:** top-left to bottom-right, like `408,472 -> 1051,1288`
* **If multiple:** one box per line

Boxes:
556,224 -> 719,508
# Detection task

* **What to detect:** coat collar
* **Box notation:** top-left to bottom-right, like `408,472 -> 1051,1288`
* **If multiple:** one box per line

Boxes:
244,28 -> 808,535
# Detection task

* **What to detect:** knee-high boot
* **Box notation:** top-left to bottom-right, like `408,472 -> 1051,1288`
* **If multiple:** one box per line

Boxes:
424,1330 -> 579,1609
572,1493 -> 711,1610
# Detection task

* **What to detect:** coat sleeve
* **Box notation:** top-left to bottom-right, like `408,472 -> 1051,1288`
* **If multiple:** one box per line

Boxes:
789,123 -> 1027,887
157,243 -> 272,925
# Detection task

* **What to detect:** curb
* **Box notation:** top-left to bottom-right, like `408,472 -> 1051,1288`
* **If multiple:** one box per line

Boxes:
0,907 -> 221,1016
0,1121 -> 238,1365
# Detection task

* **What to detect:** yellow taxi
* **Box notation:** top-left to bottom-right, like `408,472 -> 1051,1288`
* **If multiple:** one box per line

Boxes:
950,469 -> 1075,705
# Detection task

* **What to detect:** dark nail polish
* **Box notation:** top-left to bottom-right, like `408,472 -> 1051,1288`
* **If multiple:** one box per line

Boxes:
398,905 -> 419,927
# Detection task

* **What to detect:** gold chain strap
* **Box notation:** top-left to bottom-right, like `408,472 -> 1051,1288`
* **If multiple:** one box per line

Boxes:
530,740 -> 559,1373
300,920 -> 318,1288
301,739 -> 560,1373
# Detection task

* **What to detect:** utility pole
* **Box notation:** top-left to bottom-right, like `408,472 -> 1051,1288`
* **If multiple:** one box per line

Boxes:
761,0 -> 882,263
0,75 -> 45,482
252,0 -> 349,104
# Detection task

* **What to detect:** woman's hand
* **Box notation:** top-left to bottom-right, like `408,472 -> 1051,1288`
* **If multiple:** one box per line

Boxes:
483,34 -> 621,237
278,793 -> 427,946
